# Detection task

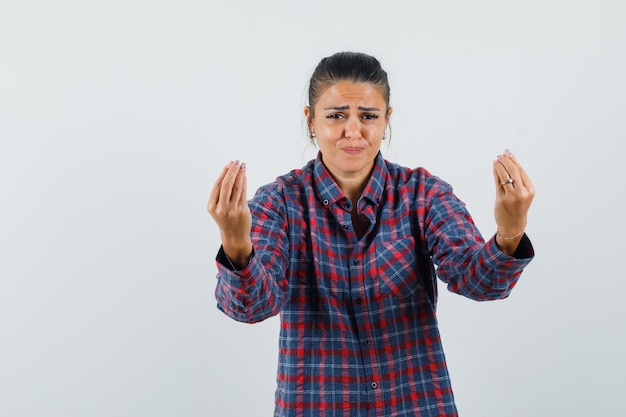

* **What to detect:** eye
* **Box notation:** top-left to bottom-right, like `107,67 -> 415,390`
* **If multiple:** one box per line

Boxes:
326,113 -> 344,119
362,113 -> 379,120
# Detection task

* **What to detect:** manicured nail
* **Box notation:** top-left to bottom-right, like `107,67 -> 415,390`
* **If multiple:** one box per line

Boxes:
233,160 -> 240,166
504,149 -> 512,157
240,162 -> 246,170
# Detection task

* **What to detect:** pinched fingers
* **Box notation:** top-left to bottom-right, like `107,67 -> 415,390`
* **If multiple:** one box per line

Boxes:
508,153 -> 534,193
492,149 -> 533,195
207,161 -> 253,262
492,149 -> 535,235
493,150 -> 516,188
219,160 -> 244,204
208,161 -> 248,217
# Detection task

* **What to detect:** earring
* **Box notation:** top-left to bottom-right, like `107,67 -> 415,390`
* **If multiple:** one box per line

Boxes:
310,133 -> 316,140
382,134 -> 387,141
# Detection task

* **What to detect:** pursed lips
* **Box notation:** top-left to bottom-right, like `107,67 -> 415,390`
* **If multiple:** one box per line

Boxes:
342,147 -> 364,154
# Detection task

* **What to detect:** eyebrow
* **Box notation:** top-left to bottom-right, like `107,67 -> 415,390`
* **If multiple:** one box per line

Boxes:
323,105 -> 382,112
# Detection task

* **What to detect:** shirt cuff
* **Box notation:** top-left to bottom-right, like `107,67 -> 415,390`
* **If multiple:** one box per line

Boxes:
216,245 -> 254,272
493,233 -> 535,260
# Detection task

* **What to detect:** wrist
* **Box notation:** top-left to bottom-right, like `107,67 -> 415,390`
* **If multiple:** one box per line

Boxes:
495,230 -> 524,256
496,229 -> 525,240
221,237 -> 253,269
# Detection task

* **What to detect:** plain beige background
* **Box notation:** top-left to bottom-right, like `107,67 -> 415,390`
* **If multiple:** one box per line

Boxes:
1,1 -> 625,416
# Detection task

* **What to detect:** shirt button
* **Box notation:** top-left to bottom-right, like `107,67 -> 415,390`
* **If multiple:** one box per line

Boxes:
371,382 -> 378,389
363,340 -> 370,345
355,298 -> 363,304
322,199 -> 329,206
343,224 -> 349,230
353,259 -> 360,265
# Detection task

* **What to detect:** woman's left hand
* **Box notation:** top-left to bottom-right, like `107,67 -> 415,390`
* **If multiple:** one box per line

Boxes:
492,149 -> 535,255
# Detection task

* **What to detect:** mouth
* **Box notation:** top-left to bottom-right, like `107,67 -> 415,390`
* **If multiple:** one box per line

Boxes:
342,147 -> 364,155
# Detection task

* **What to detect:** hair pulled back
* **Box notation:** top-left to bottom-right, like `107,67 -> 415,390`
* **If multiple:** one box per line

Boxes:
307,51 -> 391,119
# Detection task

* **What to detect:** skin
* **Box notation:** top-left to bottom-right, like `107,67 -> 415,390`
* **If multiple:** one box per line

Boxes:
304,81 -> 392,203
207,159 -> 252,268
207,81 -> 535,266
492,149 -> 535,255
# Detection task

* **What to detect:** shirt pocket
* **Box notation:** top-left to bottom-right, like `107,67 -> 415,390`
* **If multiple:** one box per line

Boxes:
375,237 -> 420,298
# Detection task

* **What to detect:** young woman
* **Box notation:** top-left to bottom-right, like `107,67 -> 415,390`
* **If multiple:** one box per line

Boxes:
208,51 -> 535,417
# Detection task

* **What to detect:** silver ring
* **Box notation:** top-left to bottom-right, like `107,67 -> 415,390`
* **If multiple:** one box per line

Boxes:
501,178 -> 514,187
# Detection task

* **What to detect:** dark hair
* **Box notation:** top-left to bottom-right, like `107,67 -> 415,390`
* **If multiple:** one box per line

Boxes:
307,51 -> 391,119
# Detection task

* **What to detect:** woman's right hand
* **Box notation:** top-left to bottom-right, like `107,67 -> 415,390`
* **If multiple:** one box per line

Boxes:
207,160 -> 253,268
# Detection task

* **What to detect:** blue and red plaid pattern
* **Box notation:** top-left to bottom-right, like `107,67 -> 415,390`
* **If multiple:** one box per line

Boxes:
215,152 -> 534,417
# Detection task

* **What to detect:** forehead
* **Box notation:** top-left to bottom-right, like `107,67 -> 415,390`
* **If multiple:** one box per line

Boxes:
316,81 -> 386,108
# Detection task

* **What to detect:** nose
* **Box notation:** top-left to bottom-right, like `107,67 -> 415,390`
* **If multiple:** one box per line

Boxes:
344,117 -> 361,140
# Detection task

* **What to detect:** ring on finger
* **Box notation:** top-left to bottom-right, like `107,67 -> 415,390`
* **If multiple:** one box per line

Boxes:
501,178 -> 514,187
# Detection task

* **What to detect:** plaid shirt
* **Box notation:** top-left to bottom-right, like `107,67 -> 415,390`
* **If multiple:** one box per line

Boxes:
215,152 -> 534,417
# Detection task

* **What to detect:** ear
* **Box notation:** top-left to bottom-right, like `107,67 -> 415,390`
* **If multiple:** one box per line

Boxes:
386,106 -> 393,121
304,106 -> 314,134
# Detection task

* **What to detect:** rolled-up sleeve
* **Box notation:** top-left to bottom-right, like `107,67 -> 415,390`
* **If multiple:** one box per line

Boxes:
423,174 -> 535,301
214,185 -> 290,323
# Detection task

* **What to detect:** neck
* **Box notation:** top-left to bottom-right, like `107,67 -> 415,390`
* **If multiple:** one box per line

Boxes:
319,154 -> 377,204
334,168 -> 374,204
339,179 -> 366,204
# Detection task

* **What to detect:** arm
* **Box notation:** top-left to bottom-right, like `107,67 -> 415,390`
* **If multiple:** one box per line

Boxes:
492,149 -> 535,256
423,151 -> 535,300
207,160 -> 253,268
207,161 -> 290,323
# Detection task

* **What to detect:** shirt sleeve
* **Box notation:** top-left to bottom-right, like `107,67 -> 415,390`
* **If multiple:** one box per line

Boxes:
422,173 -> 535,301
214,184 -> 291,323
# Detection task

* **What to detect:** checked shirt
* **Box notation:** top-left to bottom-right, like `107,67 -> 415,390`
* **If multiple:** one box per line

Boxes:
215,152 -> 534,417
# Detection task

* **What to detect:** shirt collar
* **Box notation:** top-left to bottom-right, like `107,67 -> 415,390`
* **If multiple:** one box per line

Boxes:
313,151 -> 386,209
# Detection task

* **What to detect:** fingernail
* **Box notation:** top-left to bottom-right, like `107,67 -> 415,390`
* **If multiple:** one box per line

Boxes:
240,162 -> 246,170
504,148 -> 512,156
233,160 -> 240,166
